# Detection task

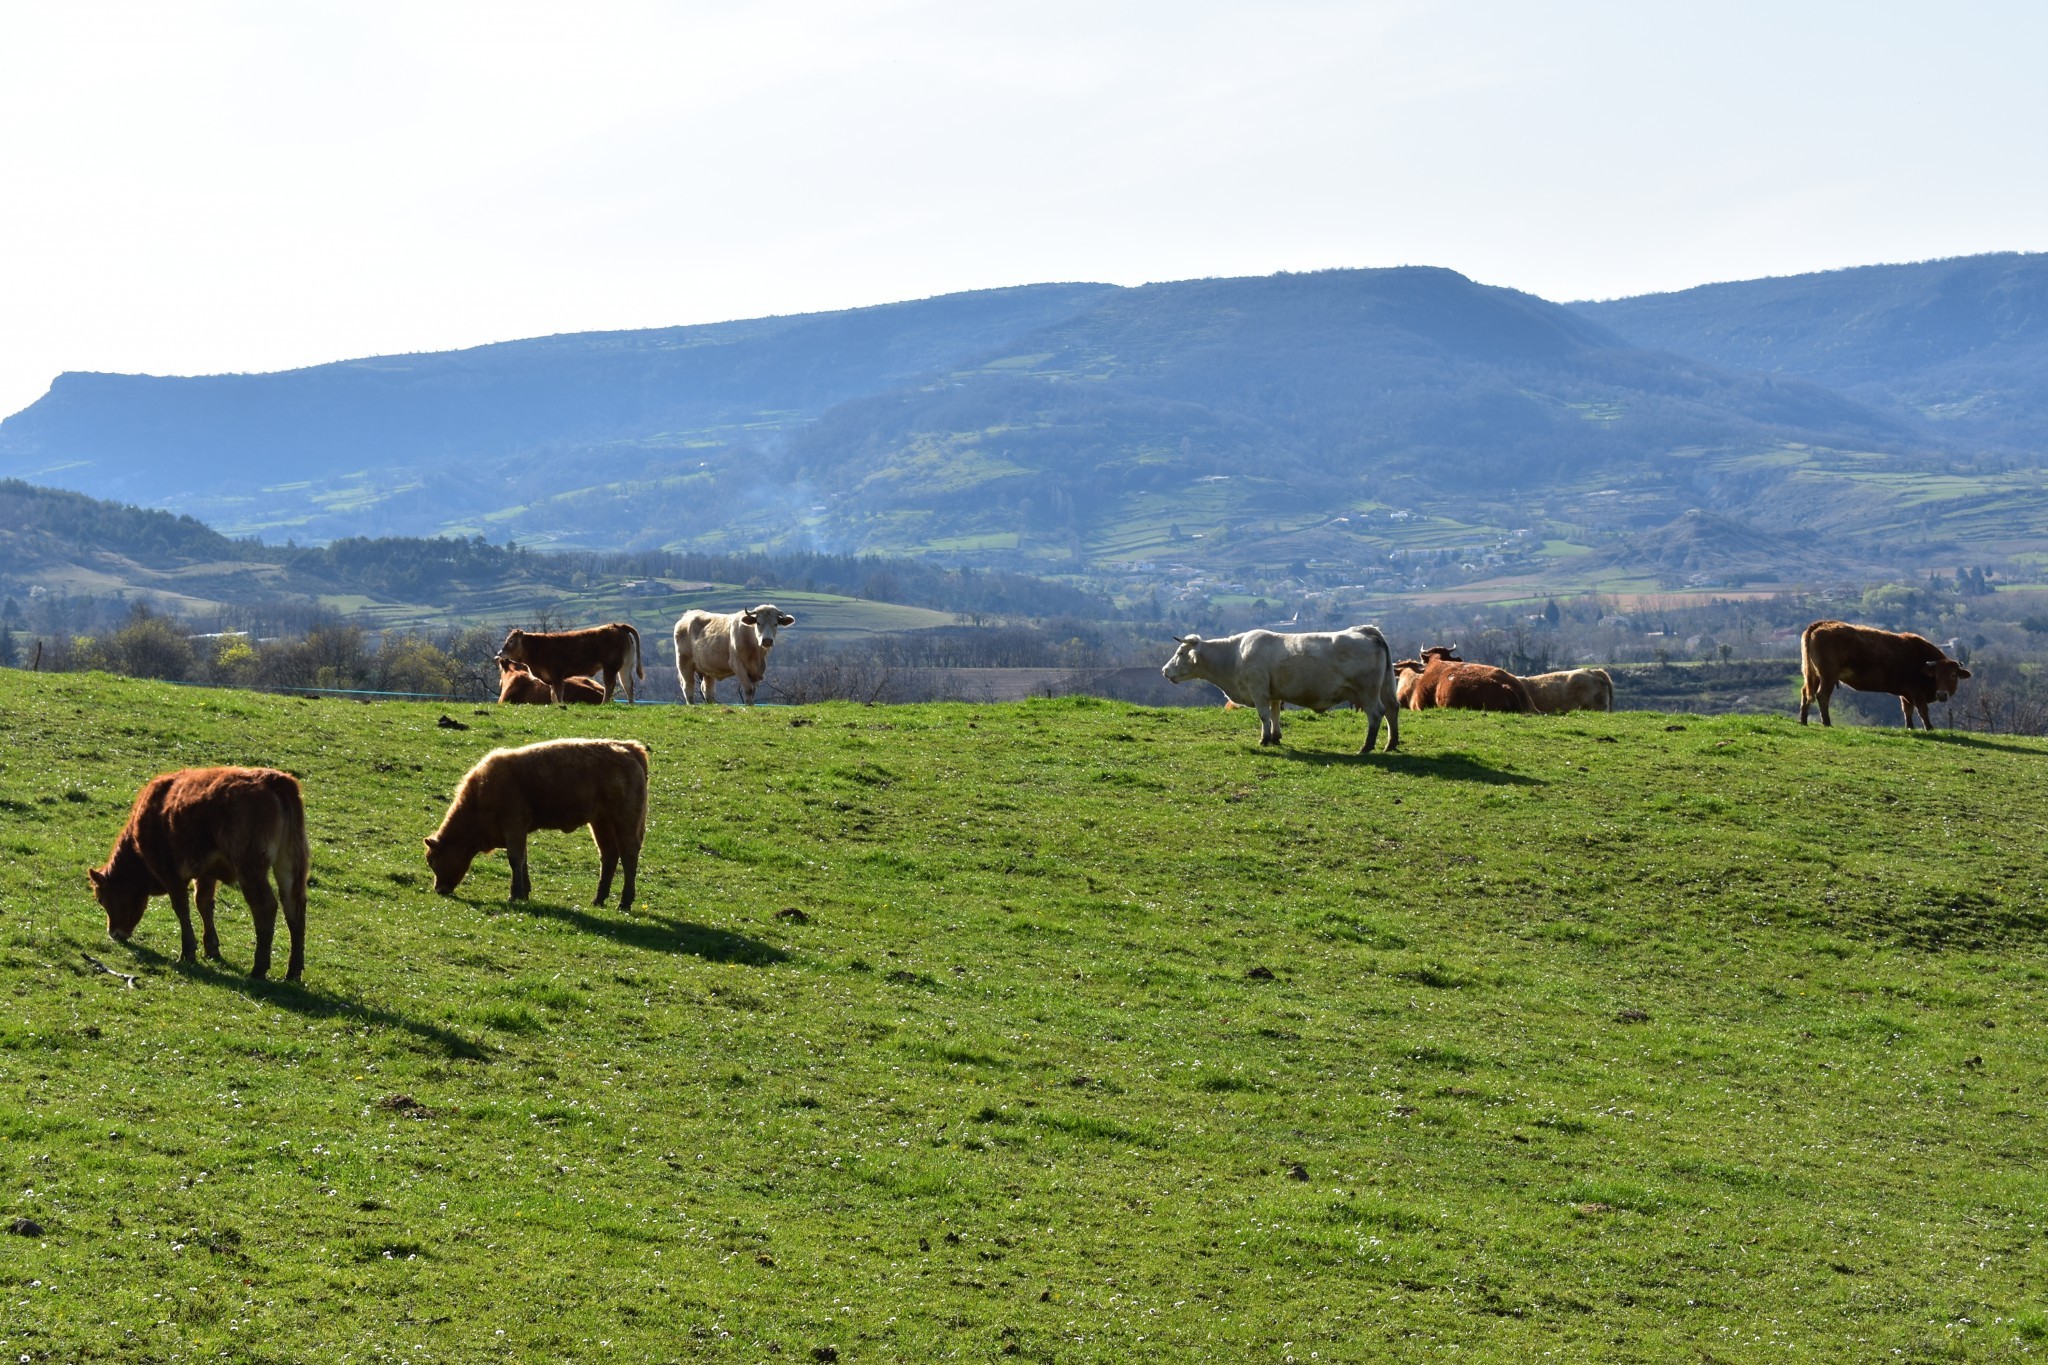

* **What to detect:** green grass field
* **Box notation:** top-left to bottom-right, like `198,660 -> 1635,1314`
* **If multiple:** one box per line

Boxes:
5,673 -> 2048,1360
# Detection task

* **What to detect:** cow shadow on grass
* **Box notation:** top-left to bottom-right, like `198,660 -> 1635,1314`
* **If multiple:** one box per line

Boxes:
1913,732 -> 2048,758
120,943 -> 490,1061
494,898 -> 791,966
1271,747 -> 1544,786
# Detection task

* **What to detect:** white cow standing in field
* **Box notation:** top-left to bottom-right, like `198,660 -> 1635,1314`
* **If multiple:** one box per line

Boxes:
673,604 -> 796,705
1161,625 -> 1401,753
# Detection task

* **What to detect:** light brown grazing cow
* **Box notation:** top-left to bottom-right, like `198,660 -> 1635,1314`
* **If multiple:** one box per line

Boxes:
1399,646 -> 1534,713
1519,667 -> 1614,714
1799,619 -> 1971,729
495,656 -> 605,705
89,767 -> 309,981
497,623 -> 644,702
673,604 -> 796,705
425,739 -> 649,910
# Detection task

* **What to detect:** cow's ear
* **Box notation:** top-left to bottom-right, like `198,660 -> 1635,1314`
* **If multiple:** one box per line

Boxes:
740,612 -> 758,625
1957,666 -> 1973,679
423,836 -> 439,852
87,867 -> 104,888
778,613 -> 795,626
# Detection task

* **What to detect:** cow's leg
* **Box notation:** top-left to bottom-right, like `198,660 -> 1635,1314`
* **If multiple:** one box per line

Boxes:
168,880 -> 199,963
618,841 -> 639,913
196,877 -> 223,961
1361,704 -> 1388,754
240,862 -> 279,980
1815,679 -> 1835,727
1257,700 -> 1281,745
590,822 -> 618,906
277,859 -> 306,983
703,676 -> 718,704
601,667 -> 619,703
507,833 -> 531,902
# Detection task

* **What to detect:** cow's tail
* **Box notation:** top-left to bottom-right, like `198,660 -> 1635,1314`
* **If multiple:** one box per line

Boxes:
1592,668 -> 1615,712
1798,623 -> 1823,711
627,624 -> 645,681
275,775 -> 311,914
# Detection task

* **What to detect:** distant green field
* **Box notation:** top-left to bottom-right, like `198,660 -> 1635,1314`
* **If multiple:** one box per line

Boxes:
5,674 -> 2048,1359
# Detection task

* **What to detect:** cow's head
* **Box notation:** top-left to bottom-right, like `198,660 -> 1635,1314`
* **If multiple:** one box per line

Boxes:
422,836 -> 474,897
88,865 -> 149,941
493,654 -> 523,678
498,629 -> 529,664
1420,645 -> 1461,663
738,605 -> 796,650
1161,635 -> 1209,685
1926,656 -> 1972,701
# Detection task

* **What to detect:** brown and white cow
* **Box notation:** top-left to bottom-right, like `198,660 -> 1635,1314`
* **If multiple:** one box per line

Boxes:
1799,619 -> 1971,730
1519,667 -> 1614,714
495,656 -> 605,705
1161,625 -> 1400,752
425,738 -> 649,910
497,623 -> 644,702
673,604 -> 796,705
89,767 -> 310,981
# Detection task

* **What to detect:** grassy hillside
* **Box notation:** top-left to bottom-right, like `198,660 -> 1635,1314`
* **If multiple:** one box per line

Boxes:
5,673 -> 2048,1359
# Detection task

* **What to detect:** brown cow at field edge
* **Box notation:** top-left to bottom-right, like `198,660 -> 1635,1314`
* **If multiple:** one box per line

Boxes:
498,622 -> 644,702
90,767 -> 310,980
673,604 -> 796,705
425,738 -> 650,910
495,656 -> 605,705
1519,667 -> 1614,714
1799,619 -> 1970,729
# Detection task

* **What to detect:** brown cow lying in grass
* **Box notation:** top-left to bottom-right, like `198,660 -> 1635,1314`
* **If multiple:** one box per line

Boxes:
1800,619 -> 1971,729
1519,667 -> 1614,714
495,656 -> 605,705
425,738 -> 649,910
498,622 -> 644,702
90,766 -> 310,981
1396,646 -> 1535,713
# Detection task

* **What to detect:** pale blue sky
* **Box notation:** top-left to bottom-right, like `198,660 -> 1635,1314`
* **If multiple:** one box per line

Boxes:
1,0 -> 2042,419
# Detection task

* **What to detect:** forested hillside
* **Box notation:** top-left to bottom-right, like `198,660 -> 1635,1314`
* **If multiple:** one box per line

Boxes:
1574,251 -> 2048,448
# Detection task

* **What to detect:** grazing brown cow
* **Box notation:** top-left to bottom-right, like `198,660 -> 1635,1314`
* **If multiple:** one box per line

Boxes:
1799,619 -> 1971,729
1400,645 -> 1534,713
673,604 -> 796,705
425,738 -> 649,910
1519,667 -> 1614,714
495,656 -> 605,705
89,767 -> 309,981
497,623 -> 644,702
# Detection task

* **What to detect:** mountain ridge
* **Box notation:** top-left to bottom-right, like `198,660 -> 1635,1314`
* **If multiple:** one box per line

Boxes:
5,257 -> 2044,600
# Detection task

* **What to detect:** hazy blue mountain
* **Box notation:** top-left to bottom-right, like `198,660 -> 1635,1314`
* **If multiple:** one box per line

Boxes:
3,263 -> 2019,594
0,283 -> 1119,532
1573,252 -> 2048,447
